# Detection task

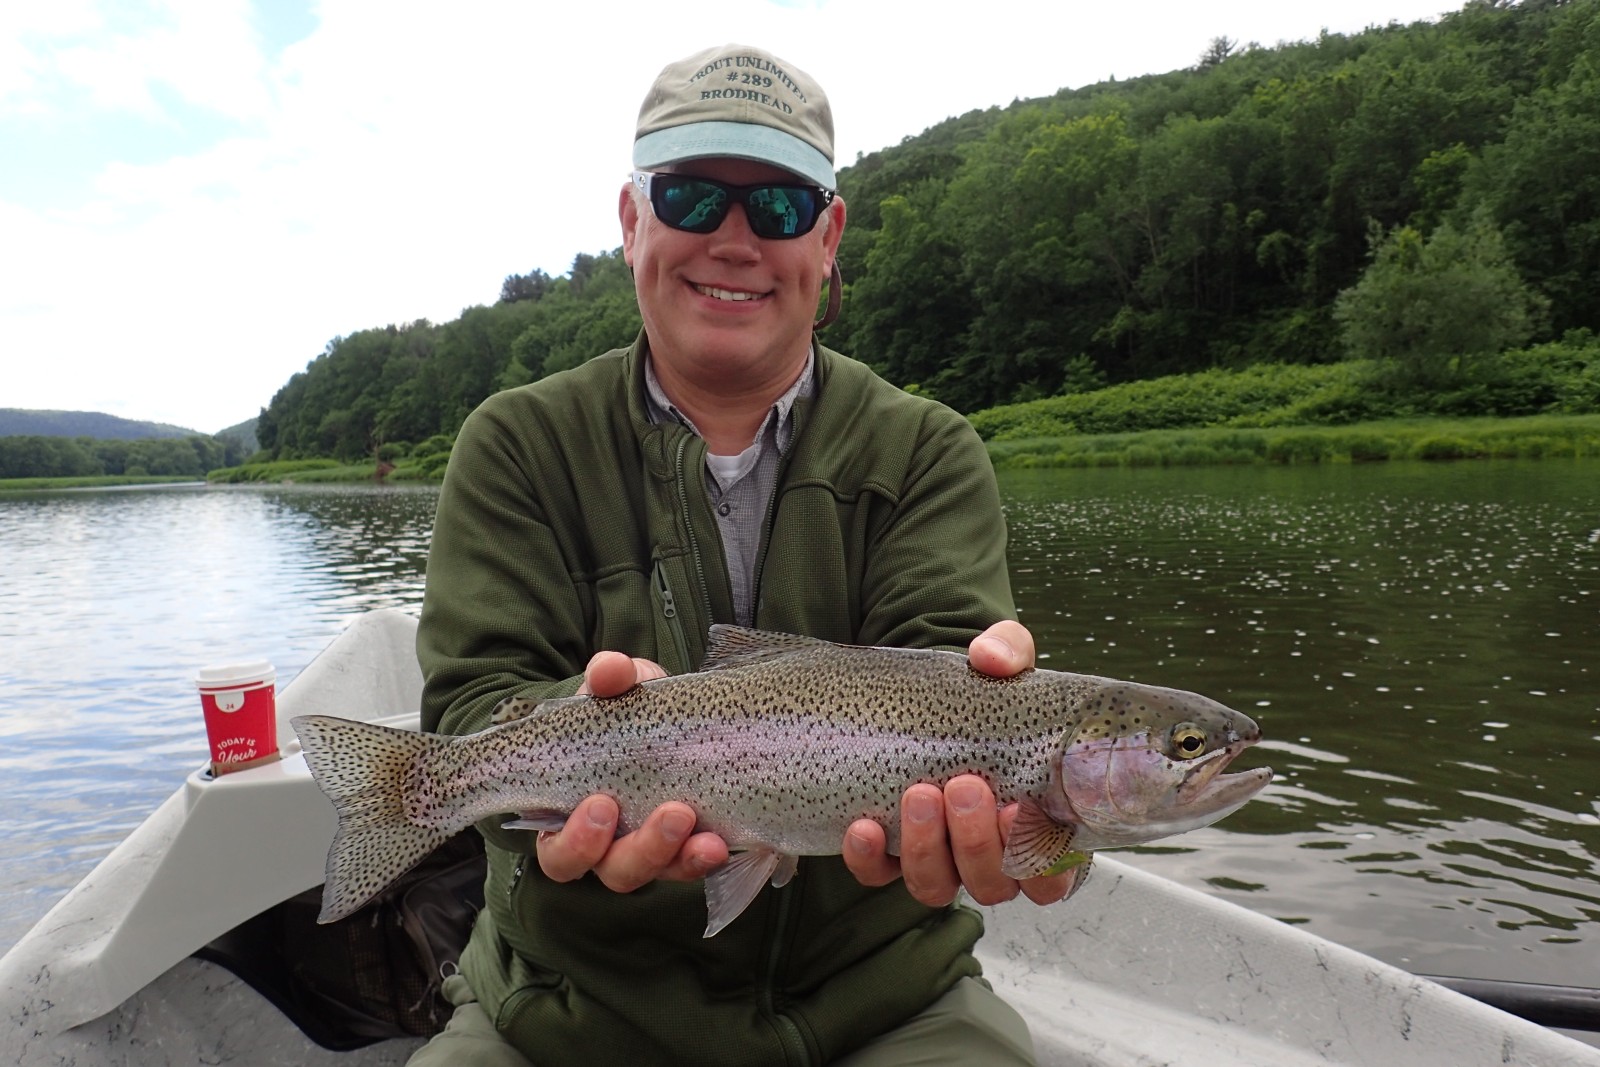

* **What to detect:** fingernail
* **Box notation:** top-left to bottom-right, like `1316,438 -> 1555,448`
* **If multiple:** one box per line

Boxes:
948,780 -> 984,815
907,792 -> 939,824
586,799 -> 615,829
660,809 -> 694,842
847,828 -> 873,855
981,634 -> 1013,656
689,852 -> 719,874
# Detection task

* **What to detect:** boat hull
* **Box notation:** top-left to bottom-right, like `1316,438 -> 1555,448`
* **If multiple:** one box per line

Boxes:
4,610 -> 1596,1066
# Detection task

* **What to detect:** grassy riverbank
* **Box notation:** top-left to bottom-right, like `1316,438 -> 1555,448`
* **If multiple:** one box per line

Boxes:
187,412 -> 1600,485
0,474 -> 202,493
204,456 -> 442,484
985,413 -> 1600,469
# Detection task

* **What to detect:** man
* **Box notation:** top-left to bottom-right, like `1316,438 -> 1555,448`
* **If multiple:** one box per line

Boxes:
412,43 -> 1073,1066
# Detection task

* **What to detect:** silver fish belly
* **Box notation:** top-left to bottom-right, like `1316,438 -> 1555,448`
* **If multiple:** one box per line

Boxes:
294,625 -> 1273,935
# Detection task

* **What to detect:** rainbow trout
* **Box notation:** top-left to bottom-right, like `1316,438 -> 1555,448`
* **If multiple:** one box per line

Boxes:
294,626 -> 1272,936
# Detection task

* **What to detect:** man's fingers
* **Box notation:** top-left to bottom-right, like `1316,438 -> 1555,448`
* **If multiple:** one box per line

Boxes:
537,795 -> 621,882
537,798 -> 727,890
968,620 -> 1035,679
580,651 -> 644,697
898,784 -> 960,906
842,818 -> 901,887
943,776 -> 1019,906
591,802 -> 714,893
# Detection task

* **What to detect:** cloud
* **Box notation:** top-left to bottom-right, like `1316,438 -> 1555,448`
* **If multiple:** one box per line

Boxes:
2,0 -> 271,121
3,0 -> 1451,431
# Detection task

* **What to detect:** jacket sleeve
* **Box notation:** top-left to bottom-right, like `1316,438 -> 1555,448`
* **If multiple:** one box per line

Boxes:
416,396 -> 590,742
856,403 -> 1016,651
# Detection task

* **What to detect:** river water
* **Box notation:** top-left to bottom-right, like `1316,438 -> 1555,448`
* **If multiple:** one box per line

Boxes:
0,465 -> 1595,1002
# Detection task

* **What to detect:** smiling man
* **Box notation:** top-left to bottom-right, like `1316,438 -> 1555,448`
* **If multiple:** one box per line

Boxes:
412,43 -> 1072,1066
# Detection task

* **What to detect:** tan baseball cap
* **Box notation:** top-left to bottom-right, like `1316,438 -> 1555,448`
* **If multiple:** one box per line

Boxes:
633,44 -> 836,191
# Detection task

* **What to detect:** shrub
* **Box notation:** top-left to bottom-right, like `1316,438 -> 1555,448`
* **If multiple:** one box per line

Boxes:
1409,435 -> 1486,460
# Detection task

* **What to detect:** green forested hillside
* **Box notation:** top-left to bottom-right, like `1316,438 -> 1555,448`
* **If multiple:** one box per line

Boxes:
0,409 -> 197,440
0,410 -> 249,480
253,0 -> 1600,464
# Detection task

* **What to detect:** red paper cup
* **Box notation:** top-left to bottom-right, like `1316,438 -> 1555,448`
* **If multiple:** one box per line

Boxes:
196,660 -> 279,775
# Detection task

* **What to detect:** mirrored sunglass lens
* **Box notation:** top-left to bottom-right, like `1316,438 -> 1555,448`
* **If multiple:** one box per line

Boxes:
746,188 -> 816,237
656,179 -> 728,232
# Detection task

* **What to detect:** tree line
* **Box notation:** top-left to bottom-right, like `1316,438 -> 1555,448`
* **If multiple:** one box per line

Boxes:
253,0 -> 1599,464
0,434 -> 243,480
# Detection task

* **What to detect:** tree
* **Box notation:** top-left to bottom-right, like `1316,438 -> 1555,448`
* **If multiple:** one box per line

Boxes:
1333,210 -> 1548,387
1198,37 -> 1238,70
500,269 -> 553,304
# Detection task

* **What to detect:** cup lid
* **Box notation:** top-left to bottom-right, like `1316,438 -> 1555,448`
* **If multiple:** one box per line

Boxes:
195,659 -> 276,689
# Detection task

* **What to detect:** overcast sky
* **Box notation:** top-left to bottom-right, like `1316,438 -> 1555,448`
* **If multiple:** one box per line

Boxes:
2,0 -> 1453,433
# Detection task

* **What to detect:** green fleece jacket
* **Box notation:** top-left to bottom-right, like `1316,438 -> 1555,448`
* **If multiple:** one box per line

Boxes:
416,335 -> 1015,1066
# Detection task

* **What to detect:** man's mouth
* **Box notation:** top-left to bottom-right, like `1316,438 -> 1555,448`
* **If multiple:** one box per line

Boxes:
693,283 -> 767,303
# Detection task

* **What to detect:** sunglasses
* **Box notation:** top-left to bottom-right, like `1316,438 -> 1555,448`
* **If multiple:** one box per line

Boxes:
632,171 -> 834,240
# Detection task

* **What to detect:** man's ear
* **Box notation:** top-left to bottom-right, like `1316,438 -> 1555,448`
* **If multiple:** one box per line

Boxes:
619,183 -> 642,266
822,194 -> 847,267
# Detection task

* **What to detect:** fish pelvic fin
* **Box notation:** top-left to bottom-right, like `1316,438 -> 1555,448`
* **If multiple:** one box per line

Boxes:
702,847 -> 798,938
292,715 -> 454,924
1001,798 -> 1081,880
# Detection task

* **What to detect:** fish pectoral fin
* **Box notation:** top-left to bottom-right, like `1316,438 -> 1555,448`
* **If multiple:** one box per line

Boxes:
702,847 -> 794,938
501,809 -> 571,833
1000,799 -> 1079,880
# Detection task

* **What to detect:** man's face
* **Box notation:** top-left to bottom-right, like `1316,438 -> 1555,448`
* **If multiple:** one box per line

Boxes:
620,157 -> 846,392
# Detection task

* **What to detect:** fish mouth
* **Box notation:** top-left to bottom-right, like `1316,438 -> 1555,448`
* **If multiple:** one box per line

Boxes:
1177,738 -> 1274,812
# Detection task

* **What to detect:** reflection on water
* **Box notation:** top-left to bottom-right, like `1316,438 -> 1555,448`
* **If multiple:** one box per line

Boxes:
1,468 -> 1596,997
0,483 -> 438,948
1001,461 -> 1598,988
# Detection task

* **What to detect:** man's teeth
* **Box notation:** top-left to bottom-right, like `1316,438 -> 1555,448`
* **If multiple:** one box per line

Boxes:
695,284 -> 763,302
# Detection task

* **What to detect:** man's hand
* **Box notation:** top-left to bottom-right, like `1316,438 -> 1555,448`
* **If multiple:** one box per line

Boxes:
841,620 -> 1078,908
534,651 -> 729,891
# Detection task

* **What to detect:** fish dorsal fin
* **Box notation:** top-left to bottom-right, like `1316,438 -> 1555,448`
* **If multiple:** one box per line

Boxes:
702,847 -> 798,937
701,626 -> 827,670
1000,798 -> 1081,880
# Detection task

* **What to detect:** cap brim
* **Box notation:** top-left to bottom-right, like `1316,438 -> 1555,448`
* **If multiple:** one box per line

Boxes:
634,120 -> 835,190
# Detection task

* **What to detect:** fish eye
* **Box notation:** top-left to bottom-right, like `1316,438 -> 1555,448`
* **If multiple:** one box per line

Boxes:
1170,724 -> 1208,760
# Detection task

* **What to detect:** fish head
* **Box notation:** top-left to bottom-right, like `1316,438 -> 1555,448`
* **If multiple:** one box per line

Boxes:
1043,680 -> 1273,851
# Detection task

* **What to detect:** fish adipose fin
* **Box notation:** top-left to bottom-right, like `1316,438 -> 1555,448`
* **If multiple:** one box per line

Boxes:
1001,798 -> 1082,880
702,847 -> 798,938
292,715 -> 455,924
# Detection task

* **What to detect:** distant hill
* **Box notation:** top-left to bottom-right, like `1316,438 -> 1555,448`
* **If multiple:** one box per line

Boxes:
215,416 -> 260,454
0,409 -> 201,440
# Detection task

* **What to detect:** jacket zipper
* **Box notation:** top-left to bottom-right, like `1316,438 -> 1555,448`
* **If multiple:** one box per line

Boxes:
672,434 -> 715,642
748,401 -> 802,630
652,559 -> 692,672
676,432 -> 809,1062
762,878 -> 809,1063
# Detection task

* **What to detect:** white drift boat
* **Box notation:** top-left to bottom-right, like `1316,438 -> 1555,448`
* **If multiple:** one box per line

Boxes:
2,609 -> 1596,1066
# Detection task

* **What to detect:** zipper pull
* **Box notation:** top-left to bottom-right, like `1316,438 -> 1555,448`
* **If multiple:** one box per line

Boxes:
656,567 -> 677,619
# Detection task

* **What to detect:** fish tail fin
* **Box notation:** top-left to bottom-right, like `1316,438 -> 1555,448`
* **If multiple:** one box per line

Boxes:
292,714 -> 454,924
